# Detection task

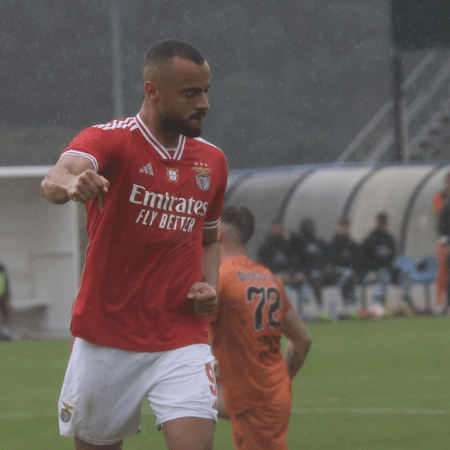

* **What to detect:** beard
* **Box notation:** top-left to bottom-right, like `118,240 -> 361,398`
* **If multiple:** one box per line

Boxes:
161,112 -> 206,138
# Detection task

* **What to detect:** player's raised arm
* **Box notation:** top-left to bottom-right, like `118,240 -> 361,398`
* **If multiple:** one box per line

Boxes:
41,153 -> 109,205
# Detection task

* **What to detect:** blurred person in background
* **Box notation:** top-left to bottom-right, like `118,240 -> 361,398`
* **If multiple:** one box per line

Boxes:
360,212 -> 399,317
257,220 -> 291,283
437,195 -> 450,315
287,217 -> 332,320
0,262 -> 12,341
432,172 -> 450,307
326,217 -> 362,320
211,205 -> 311,450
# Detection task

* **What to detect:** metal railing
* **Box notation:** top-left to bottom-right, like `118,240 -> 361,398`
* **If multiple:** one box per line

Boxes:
336,51 -> 450,163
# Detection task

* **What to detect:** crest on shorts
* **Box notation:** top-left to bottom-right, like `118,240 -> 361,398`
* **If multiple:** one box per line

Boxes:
192,163 -> 211,191
166,167 -> 179,183
60,400 -> 75,423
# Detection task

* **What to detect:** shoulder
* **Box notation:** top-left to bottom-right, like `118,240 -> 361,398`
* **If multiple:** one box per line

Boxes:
219,258 -> 239,278
218,262 -> 241,299
91,117 -> 138,141
267,269 -> 284,286
92,116 -> 139,132
219,257 -> 255,283
71,117 -> 137,146
192,137 -> 223,152
187,138 -> 228,191
191,138 -> 227,164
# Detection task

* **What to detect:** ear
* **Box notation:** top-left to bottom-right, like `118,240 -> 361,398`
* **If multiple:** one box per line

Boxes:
144,80 -> 159,101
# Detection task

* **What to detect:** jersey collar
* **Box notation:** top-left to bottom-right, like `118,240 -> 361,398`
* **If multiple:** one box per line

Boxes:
135,114 -> 186,160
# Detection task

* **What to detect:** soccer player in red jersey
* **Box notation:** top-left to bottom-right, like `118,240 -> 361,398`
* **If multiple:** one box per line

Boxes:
210,206 -> 312,450
41,39 -> 228,450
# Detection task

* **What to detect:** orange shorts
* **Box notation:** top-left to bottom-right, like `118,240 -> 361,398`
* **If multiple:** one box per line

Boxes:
230,396 -> 291,450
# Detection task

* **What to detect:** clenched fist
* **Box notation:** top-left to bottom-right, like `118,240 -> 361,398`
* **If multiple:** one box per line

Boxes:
68,169 -> 109,205
187,282 -> 217,317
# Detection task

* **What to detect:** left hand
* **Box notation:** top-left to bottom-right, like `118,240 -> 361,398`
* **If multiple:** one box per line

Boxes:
187,282 -> 217,317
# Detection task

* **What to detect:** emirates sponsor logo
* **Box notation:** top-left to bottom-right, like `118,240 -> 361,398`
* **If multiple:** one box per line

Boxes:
129,183 -> 209,233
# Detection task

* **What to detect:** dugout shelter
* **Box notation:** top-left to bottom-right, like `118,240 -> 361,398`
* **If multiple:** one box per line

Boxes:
0,166 -> 80,336
225,161 -> 450,313
225,161 -> 450,259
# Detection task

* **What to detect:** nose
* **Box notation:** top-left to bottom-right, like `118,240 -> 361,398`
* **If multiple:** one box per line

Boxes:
198,92 -> 209,111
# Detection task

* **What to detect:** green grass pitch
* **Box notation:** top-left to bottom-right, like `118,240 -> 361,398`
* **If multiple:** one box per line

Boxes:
1,315 -> 449,449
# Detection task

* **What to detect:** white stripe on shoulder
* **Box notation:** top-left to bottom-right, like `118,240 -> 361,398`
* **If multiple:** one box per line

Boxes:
203,218 -> 220,230
93,117 -> 137,131
64,150 -> 99,173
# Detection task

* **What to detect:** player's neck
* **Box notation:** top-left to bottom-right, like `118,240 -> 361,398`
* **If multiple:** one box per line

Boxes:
138,108 -> 180,148
220,246 -> 246,263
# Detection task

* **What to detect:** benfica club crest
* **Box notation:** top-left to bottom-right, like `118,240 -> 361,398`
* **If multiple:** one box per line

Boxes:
60,400 -> 75,423
192,163 -> 211,191
166,167 -> 179,183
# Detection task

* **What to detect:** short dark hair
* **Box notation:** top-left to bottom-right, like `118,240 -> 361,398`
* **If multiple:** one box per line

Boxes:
221,205 -> 255,245
144,39 -> 205,68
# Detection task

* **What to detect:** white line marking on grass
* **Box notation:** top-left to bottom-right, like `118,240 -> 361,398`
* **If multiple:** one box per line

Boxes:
0,408 -> 156,420
293,407 -> 449,416
3,407 -> 449,420
0,412 -> 55,419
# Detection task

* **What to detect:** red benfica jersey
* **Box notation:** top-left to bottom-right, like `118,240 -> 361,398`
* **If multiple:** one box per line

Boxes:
210,255 -> 293,415
64,114 -> 228,352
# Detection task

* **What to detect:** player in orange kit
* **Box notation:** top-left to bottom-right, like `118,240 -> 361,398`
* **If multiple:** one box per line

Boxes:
432,172 -> 450,306
210,206 -> 312,450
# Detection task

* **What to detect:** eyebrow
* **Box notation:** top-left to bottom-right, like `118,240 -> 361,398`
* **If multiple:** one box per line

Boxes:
182,86 -> 210,94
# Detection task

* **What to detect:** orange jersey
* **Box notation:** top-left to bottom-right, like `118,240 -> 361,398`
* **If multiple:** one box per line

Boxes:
432,191 -> 447,215
210,255 -> 293,416
432,191 -> 449,305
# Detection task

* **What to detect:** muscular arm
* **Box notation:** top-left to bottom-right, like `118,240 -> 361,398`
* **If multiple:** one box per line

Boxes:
40,154 -> 109,205
188,227 -> 220,317
282,309 -> 312,379
201,227 -> 220,291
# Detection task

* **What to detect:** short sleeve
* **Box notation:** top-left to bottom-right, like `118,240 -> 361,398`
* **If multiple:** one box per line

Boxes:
63,127 -> 118,174
204,150 -> 228,230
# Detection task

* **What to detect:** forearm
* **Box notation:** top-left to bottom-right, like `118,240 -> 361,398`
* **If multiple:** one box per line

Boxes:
284,339 -> 311,380
42,155 -> 109,207
40,165 -> 73,204
202,241 -> 220,291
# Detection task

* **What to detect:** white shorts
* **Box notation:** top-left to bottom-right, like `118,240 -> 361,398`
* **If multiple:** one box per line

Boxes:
58,338 -> 218,445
